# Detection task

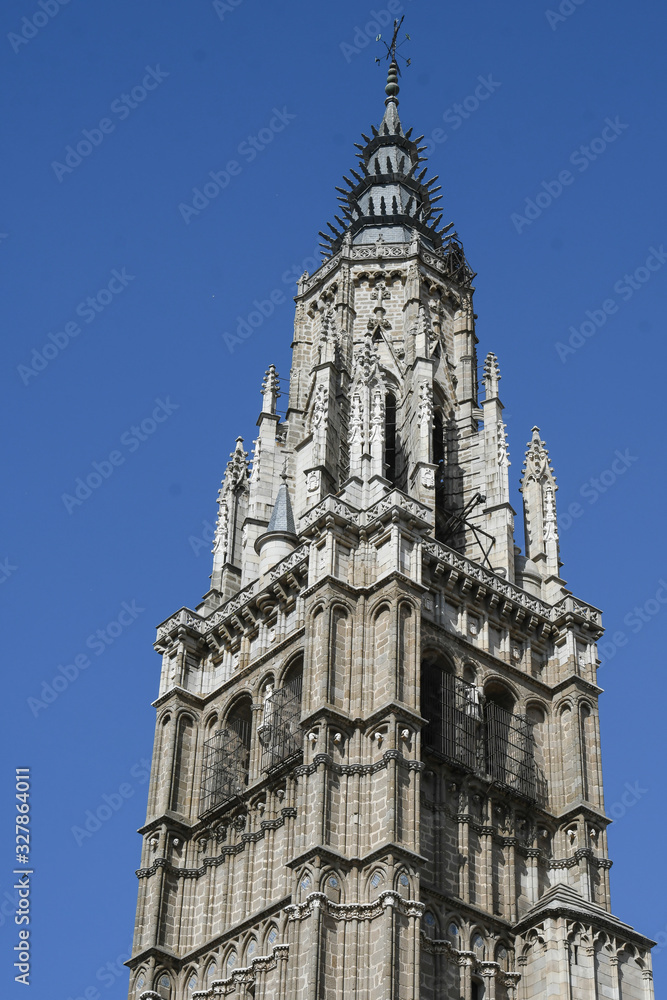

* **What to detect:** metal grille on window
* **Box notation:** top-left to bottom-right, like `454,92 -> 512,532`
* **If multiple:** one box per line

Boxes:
422,669 -> 480,770
200,717 -> 251,813
485,701 -> 536,800
260,673 -> 303,772
423,670 -> 538,801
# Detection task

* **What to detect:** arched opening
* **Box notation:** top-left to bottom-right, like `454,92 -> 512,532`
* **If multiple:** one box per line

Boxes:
485,681 -> 516,713
384,392 -> 397,483
261,658 -> 303,772
580,704 -> 593,801
201,696 -> 252,813
155,973 -> 171,999
170,714 -> 195,815
484,683 -> 536,799
471,978 -> 485,1000
421,654 -> 479,768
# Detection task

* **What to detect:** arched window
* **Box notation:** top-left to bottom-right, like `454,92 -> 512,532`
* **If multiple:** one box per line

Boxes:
261,659 -> 303,771
421,654 -> 479,768
201,697 -> 252,813
580,704 -> 593,801
384,392 -> 397,483
484,683 -> 536,799
471,933 -> 485,959
170,714 -> 195,814
155,973 -> 171,999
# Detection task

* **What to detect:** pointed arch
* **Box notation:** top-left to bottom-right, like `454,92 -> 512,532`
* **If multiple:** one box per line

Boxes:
384,390 -> 397,483
170,713 -> 196,816
201,695 -> 252,813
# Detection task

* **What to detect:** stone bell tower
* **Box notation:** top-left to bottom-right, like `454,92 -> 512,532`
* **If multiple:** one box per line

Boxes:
127,34 -> 655,1000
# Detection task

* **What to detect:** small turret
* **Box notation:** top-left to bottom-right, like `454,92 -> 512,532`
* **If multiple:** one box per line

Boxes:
254,472 -> 298,577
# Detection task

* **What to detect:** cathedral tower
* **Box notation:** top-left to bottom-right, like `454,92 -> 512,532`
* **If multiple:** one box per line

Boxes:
127,39 -> 655,1000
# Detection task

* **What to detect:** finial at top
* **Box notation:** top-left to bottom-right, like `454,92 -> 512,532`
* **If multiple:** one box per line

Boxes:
375,16 -> 411,104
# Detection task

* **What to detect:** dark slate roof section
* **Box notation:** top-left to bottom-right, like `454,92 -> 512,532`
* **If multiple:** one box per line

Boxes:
267,482 -> 297,536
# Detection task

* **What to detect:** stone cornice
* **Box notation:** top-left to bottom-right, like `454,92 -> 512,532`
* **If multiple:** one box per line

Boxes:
294,749 -> 424,779
419,884 -> 514,930
422,538 -> 603,635
551,674 -> 603,697
136,808 -> 297,878
552,802 -> 611,827
421,618 -> 554,696
154,544 -> 309,646
514,904 -> 655,950
286,841 -> 426,873
286,889 -> 424,922
128,900 -> 290,972
296,240 -> 476,299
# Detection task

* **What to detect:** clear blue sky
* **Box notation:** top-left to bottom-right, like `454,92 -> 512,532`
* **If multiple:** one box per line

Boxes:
2,1 -> 666,996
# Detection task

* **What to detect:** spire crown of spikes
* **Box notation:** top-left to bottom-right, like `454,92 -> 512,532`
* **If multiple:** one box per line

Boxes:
318,18 -> 473,285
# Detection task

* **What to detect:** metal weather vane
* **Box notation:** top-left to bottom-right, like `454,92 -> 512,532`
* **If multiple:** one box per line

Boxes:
375,15 -> 411,73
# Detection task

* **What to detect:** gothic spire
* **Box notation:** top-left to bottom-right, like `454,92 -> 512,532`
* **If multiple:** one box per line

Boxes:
319,20 -> 471,273
520,427 -> 562,591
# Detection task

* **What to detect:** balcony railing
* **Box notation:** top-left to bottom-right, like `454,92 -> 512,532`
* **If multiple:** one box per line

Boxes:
200,718 -> 250,814
422,672 -> 541,802
260,675 -> 303,773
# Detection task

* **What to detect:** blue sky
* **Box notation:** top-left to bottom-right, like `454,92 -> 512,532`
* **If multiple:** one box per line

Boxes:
2,0 -> 666,996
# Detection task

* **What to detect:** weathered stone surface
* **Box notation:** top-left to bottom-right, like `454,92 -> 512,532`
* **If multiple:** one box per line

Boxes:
126,69 -> 654,1000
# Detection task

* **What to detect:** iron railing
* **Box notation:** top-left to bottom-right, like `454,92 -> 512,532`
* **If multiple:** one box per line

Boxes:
200,717 -> 251,814
422,671 -> 539,801
260,675 -> 303,773
484,701 -> 537,800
